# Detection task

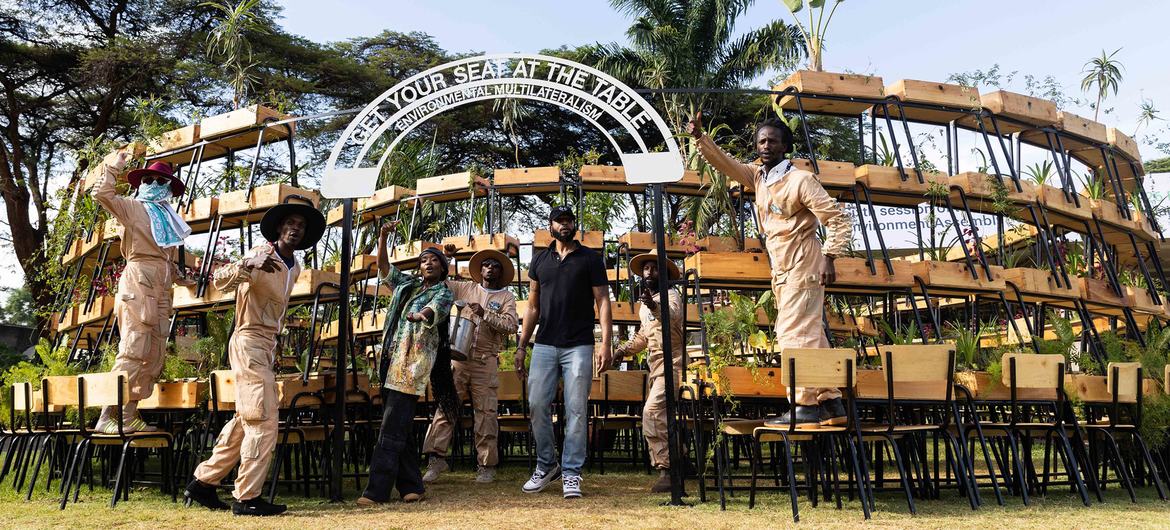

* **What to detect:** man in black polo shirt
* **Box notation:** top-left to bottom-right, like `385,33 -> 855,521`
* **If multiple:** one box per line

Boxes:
516,205 -> 613,499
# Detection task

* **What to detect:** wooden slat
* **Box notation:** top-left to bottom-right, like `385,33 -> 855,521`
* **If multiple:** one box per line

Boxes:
1106,362 -> 1142,404
780,348 -> 855,389
43,375 -> 80,407
599,370 -> 647,402
774,71 -> 885,115
1001,353 -> 1063,391
79,371 -> 129,408
139,380 -> 204,410
212,370 -> 236,405
494,166 -> 561,193
711,366 -> 786,398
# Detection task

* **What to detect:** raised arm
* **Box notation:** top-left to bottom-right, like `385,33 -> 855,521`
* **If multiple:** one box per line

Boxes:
687,112 -> 757,190
89,149 -> 137,221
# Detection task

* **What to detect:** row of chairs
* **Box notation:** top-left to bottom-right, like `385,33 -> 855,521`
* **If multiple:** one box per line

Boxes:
691,345 -> 1170,522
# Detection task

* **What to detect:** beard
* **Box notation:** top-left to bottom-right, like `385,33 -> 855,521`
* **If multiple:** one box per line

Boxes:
552,229 -> 575,244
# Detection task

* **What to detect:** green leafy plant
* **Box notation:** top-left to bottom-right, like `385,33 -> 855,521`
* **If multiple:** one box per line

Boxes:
779,0 -> 845,72
1081,48 -> 1124,121
877,319 -> 921,346
203,0 -> 272,108
946,320 -> 996,370
1024,160 -> 1055,187
1078,172 -> 1107,200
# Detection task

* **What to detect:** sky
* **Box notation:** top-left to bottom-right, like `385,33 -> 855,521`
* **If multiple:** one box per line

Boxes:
4,0 -> 1170,298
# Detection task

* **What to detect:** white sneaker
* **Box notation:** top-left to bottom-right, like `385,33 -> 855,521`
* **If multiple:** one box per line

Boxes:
422,456 -> 448,483
562,475 -> 582,499
522,463 -> 561,493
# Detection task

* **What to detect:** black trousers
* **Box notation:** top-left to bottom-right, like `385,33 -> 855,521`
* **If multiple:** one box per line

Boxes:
363,389 -> 424,502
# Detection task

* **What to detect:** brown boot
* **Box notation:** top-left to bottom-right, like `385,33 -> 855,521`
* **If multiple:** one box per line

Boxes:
650,469 -> 672,493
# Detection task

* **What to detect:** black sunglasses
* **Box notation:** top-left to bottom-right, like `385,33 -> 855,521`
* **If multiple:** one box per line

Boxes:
139,175 -> 170,186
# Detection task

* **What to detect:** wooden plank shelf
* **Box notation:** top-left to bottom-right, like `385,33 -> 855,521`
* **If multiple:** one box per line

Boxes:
855,164 -> 948,207
947,172 -> 1037,210
182,197 -> 219,234
441,233 -> 520,258
1107,127 -> 1141,161
389,241 -> 441,269
774,71 -> 885,116
289,269 -> 343,303
327,185 -> 416,226
912,260 -> 1005,292
333,254 -> 378,281
874,79 -> 980,123
1125,286 -> 1165,316
979,90 -> 1059,129
616,231 -> 688,256
1036,184 -> 1092,225
148,124 -> 200,154
1078,277 -> 1129,310
218,183 -> 320,224
494,166 -> 561,194
826,313 -> 878,337
414,172 -> 488,202
579,165 -> 646,193
172,282 -> 235,312
663,170 -> 713,197
792,158 -> 857,189
695,235 -> 763,253
532,230 -> 604,250
1001,267 -> 1081,301
76,295 -> 116,327
828,257 -> 916,292
683,252 -> 770,288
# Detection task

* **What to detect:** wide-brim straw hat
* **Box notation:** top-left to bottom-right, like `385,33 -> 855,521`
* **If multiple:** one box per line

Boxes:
469,249 -> 514,285
629,248 -> 680,280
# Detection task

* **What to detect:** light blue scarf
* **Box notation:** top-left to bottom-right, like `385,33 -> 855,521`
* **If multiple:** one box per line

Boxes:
136,182 -> 192,248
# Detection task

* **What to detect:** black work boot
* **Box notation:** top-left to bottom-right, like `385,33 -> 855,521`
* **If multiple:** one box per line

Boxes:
764,405 -> 823,427
184,478 -> 229,511
232,496 -> 287,516
819,398 -> 847,426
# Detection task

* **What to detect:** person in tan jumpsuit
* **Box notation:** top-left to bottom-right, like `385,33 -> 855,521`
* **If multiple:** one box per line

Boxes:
90,148 -> 191,433
421,247 -> 518,484
688,113 -> 852,426
185,199 -> 324,516
615,250 -> 684,492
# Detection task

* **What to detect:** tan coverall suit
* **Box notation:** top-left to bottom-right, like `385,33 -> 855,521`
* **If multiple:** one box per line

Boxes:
193,245 -> 300,501
618,288 -> 684,469
91,151 -> 178,404
422,280 -> 518,467
697,137 -> 852,405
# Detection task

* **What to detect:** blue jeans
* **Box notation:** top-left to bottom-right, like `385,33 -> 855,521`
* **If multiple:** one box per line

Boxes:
528,343 -> 593,477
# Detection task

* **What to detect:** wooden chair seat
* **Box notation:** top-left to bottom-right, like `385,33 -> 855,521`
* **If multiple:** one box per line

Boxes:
89,432 -> 174,448
755,425 -> 847,442
278,425 -> 328,443
721,419 -> 765,435
859,424 -> 939,433
1080,421 -> 1135,429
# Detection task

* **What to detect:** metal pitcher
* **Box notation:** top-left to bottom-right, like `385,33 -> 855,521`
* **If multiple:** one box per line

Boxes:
449,300 -> 474,361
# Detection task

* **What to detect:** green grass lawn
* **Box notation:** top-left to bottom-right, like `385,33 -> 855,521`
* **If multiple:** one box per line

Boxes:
2,465 -> 1169,529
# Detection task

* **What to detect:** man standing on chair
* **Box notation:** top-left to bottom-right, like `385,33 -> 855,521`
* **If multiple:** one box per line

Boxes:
687,113 -> 852,426
90,146 -> 193,434
516,205 -> 613,498
421,246 -> 519,484
615,250 -> 685,492
185,198 -> 325,516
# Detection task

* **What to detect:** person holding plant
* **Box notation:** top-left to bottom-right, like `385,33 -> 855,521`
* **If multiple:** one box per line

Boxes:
355,220 -> 458,506
614,250 -> 684,492
89,146 -> 193,434
420,245 -> 519,485
687,113 -> 852,426
185,197 -> 325,516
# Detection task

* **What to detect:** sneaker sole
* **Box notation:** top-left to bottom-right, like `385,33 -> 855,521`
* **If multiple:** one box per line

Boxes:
522,469 -> 561,493
563,492 -> 582,499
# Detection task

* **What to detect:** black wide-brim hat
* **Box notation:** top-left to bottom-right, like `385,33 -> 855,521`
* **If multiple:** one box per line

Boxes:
260,195 -> 325,251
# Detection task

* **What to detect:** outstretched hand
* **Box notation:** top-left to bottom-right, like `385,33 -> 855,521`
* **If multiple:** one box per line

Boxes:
379,219 -> 400,240
685,112 -> 705,138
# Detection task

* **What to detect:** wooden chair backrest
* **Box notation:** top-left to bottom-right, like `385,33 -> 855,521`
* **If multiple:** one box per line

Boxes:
1165,364 -> 1170,396
78,371 -> 128,408
43,375 -> 79,407
211,370 -> 236,405
781,348 -> 855,389
1001,353 -> 1062,398
12,382 -> 31,412
497,370 -> 524,401
601,370 -> 647,402
879,344 -> 954,400
1106,362 -> 1141,404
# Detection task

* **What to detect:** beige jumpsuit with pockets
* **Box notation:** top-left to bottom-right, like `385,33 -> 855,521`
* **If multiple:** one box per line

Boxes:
90,151 -> 179,403
697,136 -> 852,405
618,288 -> 685,469
422,280 -> 518,467
193,245 -> 300,501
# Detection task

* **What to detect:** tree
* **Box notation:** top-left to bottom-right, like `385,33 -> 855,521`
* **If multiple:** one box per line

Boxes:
579,0 -> 805,238
1081,48 -> 1124,121
0,287 -> 34,326
203,0 -> 272,108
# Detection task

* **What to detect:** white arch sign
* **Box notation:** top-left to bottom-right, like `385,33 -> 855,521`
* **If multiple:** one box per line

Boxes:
322,53 -> 684,198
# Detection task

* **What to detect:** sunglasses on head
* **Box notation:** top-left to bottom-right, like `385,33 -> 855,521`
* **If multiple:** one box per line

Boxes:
139,175 -> 169,186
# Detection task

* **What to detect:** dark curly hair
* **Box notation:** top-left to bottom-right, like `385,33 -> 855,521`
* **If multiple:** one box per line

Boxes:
754,118 -> 795,151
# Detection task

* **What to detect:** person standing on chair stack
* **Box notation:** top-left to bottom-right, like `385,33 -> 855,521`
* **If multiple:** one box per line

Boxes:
516,205 -> 613,499
614,249 -> 685,492
421,245 -> 519,484
184,198 -> 325,516
687,112 -> 853,426
90,146 -> 193,435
